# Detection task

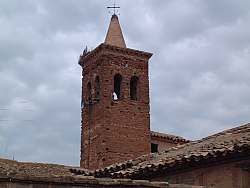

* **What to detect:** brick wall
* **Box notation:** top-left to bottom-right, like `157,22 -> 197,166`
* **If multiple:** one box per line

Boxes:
0,182 -> 206,188
151,159 -> 250,188
151,136 -> 182,152
0,177 -> 206,188
80,45 -> 152,170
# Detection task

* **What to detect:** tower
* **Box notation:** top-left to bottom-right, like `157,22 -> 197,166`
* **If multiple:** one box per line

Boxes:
79,14 -> 152,170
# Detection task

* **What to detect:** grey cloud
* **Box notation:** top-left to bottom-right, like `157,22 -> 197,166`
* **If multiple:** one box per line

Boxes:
0,0 -> 250,165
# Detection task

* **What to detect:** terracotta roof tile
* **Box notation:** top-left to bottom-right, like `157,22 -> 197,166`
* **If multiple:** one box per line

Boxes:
151,131 -> 190,143
78,123 -> 250,179
0,159 -> 74,177
0,159 -> 174,187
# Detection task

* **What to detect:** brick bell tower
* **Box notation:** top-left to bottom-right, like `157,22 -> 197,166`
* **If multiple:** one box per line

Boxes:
79,14 -> 152,170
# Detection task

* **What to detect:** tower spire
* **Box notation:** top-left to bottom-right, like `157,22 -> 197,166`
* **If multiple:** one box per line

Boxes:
79,4 -> 152,169
105,7 -> 126,48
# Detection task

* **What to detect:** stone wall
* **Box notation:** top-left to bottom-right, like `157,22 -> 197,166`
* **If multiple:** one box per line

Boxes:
152,159 -> 250,188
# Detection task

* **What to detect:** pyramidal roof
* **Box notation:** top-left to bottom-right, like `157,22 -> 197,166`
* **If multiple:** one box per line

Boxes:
104,14 -> 126,48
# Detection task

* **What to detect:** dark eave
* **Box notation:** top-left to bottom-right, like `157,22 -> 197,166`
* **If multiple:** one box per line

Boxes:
151,131 -> 190,143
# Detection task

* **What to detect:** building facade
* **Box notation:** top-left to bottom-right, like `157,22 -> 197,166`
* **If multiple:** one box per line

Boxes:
79,14 -> 152,170
150,131 -> 189,153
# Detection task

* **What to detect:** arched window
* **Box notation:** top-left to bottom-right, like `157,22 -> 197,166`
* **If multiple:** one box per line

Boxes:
130,76 -> 139,100
94,76 -> 100,100
87,82 -> 92,102
113,74 -> 122,100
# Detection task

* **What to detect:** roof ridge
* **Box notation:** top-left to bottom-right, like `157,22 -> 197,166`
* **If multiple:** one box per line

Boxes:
199,123 -> 250,142
150,131 -> 190,142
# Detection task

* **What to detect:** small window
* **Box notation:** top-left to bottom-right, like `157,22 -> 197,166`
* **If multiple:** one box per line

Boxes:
151,143 -> 158,153
130,76 -> 139,100
113,74 -> 122,100
94,76 -> 100,100
87,82 -> 92,102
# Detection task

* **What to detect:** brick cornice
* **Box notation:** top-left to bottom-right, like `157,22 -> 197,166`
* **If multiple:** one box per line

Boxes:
79,43 -> 153,67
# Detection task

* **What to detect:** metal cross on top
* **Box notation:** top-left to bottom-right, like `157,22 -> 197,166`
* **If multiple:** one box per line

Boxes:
107,1 -> 120,15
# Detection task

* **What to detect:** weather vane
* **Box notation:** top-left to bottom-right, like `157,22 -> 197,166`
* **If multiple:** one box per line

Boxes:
107,0 -> 120,15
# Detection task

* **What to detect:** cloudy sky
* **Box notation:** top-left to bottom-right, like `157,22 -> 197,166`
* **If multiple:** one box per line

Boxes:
0,0 -> 250,166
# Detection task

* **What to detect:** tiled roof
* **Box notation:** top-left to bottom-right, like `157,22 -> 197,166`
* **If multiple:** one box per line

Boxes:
76,123 -> 250,179
0,158 -> 172,187
0,159 -> 207,188
151,131 -> 190,143
0,158 -> 74,177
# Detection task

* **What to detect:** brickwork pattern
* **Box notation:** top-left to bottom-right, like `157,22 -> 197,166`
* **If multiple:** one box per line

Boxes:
79,44 -> 152,170
153,160 -> 250,188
